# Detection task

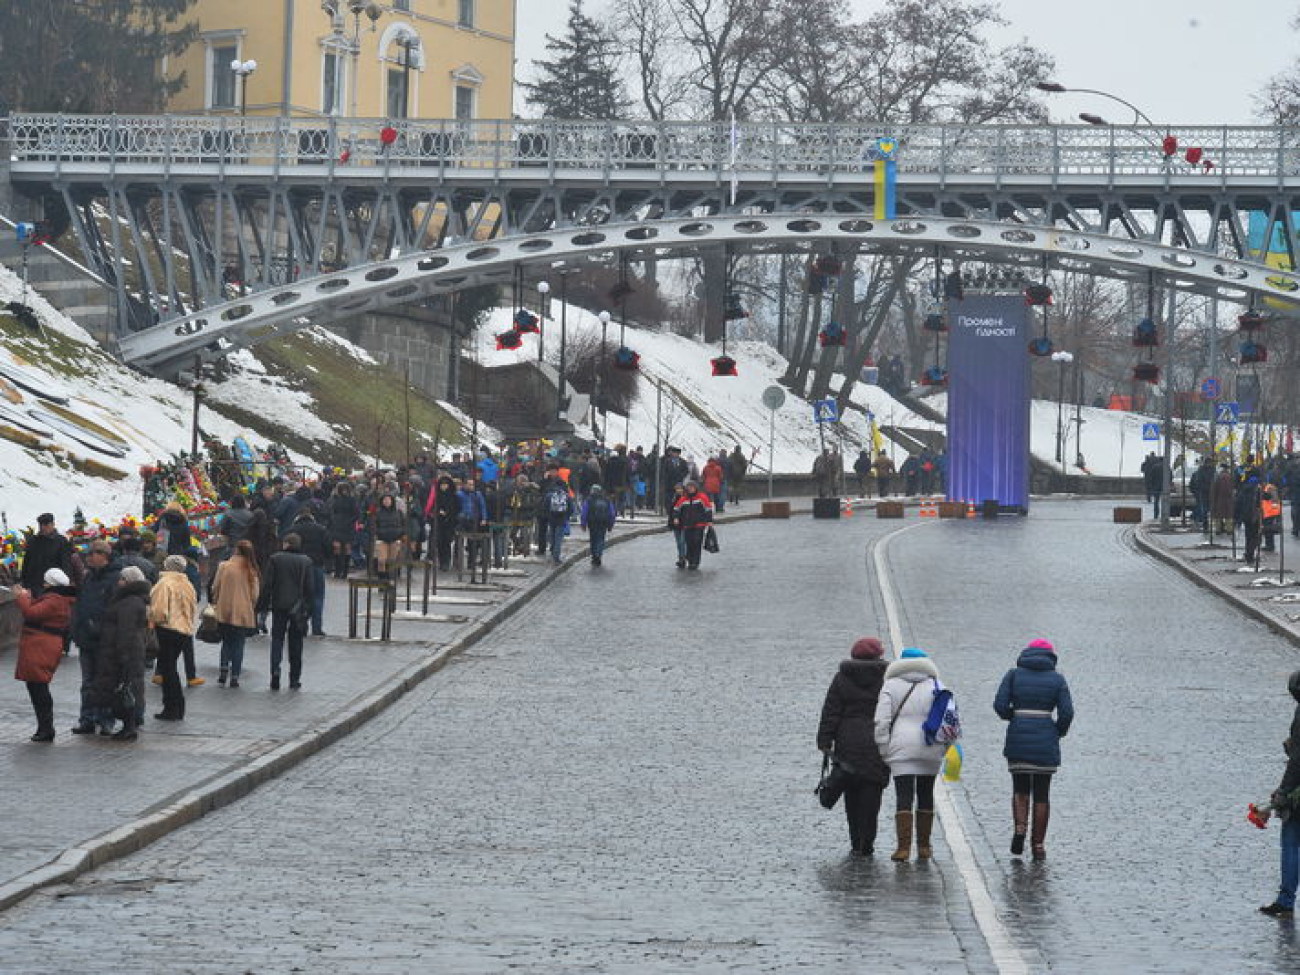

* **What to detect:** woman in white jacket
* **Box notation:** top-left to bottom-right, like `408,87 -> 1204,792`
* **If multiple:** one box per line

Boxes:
875,647 -> 948,861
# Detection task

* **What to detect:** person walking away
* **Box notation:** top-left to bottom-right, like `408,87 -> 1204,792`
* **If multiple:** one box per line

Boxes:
483,478 -> 509,569
326,482 -> 359,579
95,566 -> 151,742
210,539 -> 259,688
673,479 -> 714,571
70,540 -> 118,734
155,501 -> 193,557
149,555 -> 197,721
541,476 -> 574,565
371,493 -> 407,579
1211,464 -> 1236,536
702,455 -> 726,513
216,493 -> 254,563
13,567 -> 76,742
1258,670 -> 1300,917
812,449 -> 834,498
291,509 -> 330,635
875,647 -> 948,861
1238,471 -> 1264,564
993,638 -> 1074,859
727,445 -> 749,506
817,637 -> 890,855
506,474 -> 539,557
1141,451 -> 1165,520
258,534 -> 315,691
581,485 -> 617,567
900,454 -> 921,496
873,451 -> 895,497
605,445 -> 631,519
1189,456 -> 1214,532
19,512 -> 74,595
853,449 -> 874,497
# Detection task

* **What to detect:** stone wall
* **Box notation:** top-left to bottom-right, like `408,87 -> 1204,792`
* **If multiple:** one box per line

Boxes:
328,300 -> 460,401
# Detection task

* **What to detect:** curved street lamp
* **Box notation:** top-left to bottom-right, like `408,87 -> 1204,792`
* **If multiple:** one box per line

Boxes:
1050,349 -> 1074,465
596,310 -> 611,447
1035,81 -> 1158,128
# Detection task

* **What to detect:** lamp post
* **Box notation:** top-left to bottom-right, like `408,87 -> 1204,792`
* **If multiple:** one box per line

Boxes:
1051,350 -> 1074,466
393,28 -> 419,119
596,309 -> 611,448
231,59 -> 257,116
324,0 -> 383,118
1035,81 -> 1158,127
536,280 -> 550,362
554,272 -> 571,432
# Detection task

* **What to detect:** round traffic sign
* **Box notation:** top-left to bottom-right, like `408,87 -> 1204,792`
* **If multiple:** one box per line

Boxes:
1200,377 -> 1222,402
761,385 -> 786,410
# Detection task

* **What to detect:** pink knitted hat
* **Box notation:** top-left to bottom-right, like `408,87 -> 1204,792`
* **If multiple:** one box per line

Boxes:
1027,639 -> 1055,653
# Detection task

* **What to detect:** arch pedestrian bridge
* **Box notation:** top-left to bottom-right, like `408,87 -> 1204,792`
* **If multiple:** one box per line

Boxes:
7,113 -> 1300,377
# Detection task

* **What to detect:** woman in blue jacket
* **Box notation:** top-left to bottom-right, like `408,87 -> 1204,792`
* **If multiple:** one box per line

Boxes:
994,639 -> 1074,860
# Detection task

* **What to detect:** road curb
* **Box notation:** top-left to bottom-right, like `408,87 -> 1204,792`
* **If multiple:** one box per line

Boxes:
0,502 -> 810,913
1133,524 -> 1300,648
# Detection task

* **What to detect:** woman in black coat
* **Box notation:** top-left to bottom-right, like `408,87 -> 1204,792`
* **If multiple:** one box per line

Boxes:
817,637 -> 892,856
95,567 -> 152,741
326,482 -> 360,579
427,475 -> 460,571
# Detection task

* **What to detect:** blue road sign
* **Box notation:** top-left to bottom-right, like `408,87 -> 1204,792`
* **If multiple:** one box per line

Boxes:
1142,422 -> 1161,441
813,399 -> 839,424
1200,377 -> 1222,401
1216,401 -> 1240,425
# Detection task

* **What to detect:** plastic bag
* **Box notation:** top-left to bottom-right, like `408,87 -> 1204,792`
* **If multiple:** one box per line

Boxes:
942,743 -> 963,782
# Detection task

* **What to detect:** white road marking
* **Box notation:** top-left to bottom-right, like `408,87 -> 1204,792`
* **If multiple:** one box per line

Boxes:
874,523 -> 1031,975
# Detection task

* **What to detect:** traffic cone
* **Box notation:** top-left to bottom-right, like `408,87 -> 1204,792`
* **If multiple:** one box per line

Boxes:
842,498 -> 854,518
966,500 -> 976,519
920,498 -> 937,518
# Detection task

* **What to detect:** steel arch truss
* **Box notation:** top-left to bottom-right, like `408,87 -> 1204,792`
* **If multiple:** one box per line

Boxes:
117,213 -> 1300,377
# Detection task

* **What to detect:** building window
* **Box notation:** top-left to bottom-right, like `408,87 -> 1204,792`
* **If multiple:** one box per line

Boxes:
393,0 -> 410,9
387,66 -> 410,119
323,51 -> 344,115
458,0 -> 474,28
209,42 -> 238,109
455,84 -> 474,120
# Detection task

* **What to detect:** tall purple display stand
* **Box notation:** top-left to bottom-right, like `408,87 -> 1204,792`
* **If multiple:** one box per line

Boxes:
946,296 -> 1031,513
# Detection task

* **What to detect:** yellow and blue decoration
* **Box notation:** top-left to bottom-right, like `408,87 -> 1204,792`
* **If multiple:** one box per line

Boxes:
871,137 -> 898,221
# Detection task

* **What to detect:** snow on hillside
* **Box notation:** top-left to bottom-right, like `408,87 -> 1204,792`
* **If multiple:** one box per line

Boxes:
476,302 -> 1200,480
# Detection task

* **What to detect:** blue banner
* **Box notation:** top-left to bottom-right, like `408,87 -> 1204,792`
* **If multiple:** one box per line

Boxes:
946,296 -> 1031,511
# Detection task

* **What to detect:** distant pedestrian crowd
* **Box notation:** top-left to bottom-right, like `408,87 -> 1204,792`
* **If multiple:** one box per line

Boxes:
1,438 -> 744,744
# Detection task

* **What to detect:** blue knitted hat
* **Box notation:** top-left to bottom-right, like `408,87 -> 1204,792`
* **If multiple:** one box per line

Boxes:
900,647 -> 928,659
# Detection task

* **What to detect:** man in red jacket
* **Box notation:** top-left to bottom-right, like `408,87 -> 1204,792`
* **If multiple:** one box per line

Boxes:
672,479 -> 714,571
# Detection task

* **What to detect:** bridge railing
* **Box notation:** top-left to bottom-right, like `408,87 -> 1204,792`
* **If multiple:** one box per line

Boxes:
7,114 -> 1299,180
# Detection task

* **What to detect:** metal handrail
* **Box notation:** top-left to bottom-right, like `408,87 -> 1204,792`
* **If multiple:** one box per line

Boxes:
8,113 -> 1298,180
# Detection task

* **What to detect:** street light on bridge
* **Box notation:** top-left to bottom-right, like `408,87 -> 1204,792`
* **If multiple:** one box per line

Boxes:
1035,81 -> 1159,128
596,310 -> 611,448
230,59 -> 257,117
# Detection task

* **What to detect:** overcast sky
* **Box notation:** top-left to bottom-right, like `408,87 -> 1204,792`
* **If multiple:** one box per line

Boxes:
514,0 -> 1297,124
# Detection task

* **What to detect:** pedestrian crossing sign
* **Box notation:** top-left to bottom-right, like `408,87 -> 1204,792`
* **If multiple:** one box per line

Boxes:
1216,401 -> 1240,425
813,399 -> 839,424
1142,422 -> 1161,441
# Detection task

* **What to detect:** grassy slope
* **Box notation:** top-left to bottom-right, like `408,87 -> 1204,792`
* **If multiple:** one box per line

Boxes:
231,331 -> 464,467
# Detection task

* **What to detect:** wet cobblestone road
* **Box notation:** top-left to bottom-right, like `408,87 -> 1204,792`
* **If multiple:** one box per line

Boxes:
1,500 -> 1297,972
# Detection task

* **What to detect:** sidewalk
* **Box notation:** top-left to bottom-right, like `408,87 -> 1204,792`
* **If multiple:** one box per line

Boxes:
1135,519 -> 1300,646
0,499 -> 810,912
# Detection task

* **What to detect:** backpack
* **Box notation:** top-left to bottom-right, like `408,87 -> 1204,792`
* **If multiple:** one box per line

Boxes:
547,489 -> 570,516
587,498 -> 612,527
922,680 -> 962,746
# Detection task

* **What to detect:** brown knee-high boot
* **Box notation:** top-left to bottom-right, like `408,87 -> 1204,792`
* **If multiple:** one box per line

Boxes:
891,811 -> 913,862
1031,802 -> 1050,860
916,810 -> 935,860
1011,794 -> 1030,856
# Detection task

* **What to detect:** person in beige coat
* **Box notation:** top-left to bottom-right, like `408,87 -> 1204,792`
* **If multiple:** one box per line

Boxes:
210,539 -> 259,689
150,554 -> 197,721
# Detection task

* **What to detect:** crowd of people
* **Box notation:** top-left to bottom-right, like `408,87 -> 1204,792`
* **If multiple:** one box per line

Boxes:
810,447 -> 949,499
1,438 -> 738,744
1182,451 -> 1300,563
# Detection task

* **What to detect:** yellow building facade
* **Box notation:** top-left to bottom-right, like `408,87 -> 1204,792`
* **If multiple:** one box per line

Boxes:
164,0 -> 515,120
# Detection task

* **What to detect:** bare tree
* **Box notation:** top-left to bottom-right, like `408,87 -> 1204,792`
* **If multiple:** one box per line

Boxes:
1256,13 -> 1300,123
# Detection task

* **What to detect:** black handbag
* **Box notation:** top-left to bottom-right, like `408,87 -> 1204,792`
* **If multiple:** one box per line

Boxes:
112,679 -> 137,721
703,526 -> 720,553
815,753 -> 855,810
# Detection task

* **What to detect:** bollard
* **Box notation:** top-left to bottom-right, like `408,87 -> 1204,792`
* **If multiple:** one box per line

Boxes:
876,501 -> 905,519
982,499 -> 1000,519
761,501 -> 791,518
347,578 -> 394,641
812,497 -> 841,519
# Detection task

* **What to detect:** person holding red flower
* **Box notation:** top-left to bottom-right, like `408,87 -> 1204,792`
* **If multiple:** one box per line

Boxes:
1259,671 -> 1300,918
